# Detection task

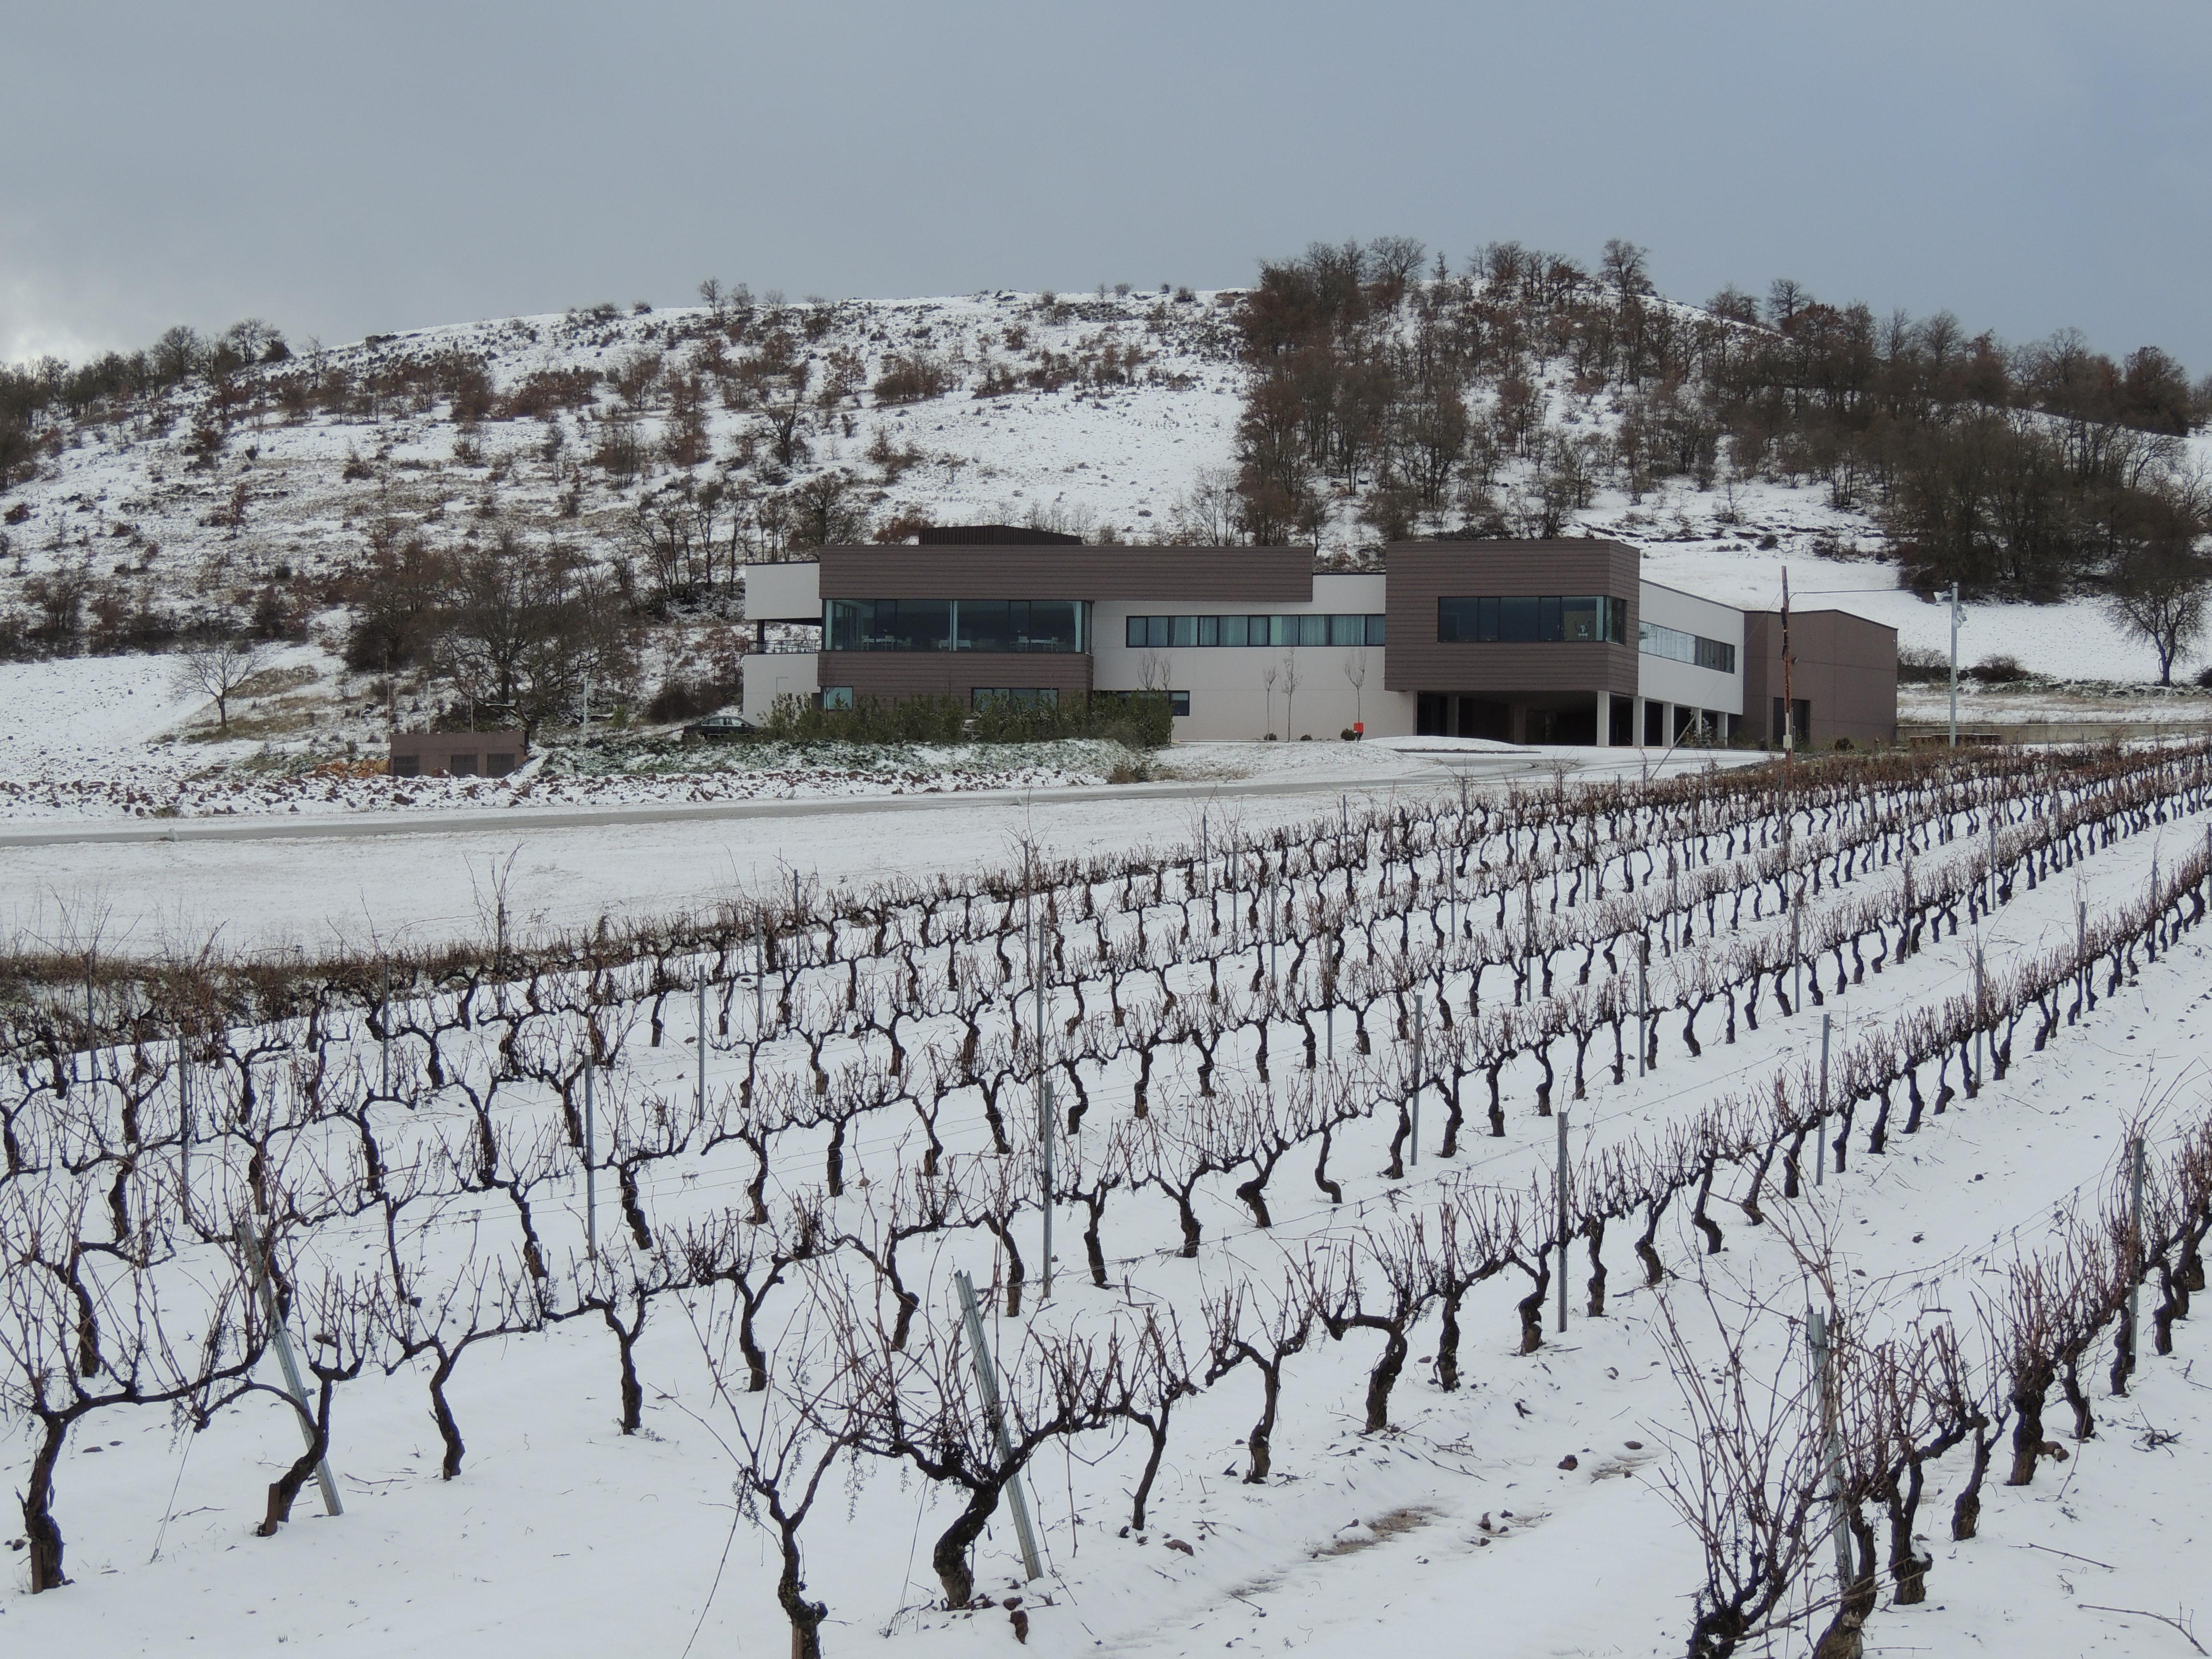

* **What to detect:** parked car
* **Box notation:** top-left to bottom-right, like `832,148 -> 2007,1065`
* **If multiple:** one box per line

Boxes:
681,714 -> 752,744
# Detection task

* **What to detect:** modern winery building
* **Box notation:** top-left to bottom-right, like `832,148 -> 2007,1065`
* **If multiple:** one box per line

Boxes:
740,529 -> 1898,749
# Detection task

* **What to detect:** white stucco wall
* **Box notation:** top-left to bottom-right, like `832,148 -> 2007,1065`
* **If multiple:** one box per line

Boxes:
741,561 -> 821,622
1090,574 -> 1415,741
1636,581 -> 1745,717
740,652 -> 819,723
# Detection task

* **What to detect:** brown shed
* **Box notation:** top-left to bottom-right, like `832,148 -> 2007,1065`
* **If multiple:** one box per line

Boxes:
389,729 -> 528,779
1741,610 -> 1897,749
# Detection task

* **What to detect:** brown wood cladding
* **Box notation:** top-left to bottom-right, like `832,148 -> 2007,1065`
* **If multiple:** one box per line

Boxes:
1742,611 -> 1898,745
1381,540 -> 1641,696
820,651 -> 1094,702
817,545 -> 1313,601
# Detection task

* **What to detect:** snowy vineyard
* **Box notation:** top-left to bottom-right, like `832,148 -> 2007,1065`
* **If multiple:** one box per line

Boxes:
9,742 -> 2212,1656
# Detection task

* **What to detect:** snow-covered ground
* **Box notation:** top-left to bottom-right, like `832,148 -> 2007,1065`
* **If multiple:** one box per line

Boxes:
8,282 -> 2212,1659
0,736 -> 1702,956
5,751 -> 2210,1659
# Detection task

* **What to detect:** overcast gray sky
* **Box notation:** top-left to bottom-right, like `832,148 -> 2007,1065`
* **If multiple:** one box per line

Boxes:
7,1 -> 2208,368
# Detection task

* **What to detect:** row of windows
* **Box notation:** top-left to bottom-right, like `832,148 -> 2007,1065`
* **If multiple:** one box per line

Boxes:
823,598 -> 1088,653
1436,595 -> 1630,644
1124,613 -> 1386,649
825,596 -> 1733,680
1638,620 -> 1737,674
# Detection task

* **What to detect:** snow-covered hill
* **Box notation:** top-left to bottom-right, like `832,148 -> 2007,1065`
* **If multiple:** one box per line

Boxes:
1,282 -> 2206,806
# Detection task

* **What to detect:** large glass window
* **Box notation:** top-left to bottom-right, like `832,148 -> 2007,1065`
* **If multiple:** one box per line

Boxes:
1639,619 -> 1737,675
825,599 -> 868,651
1436,595 -> 1626,644
882,598 -> 952,651
833,599 -> 1084,652
957,600 -> 1014,652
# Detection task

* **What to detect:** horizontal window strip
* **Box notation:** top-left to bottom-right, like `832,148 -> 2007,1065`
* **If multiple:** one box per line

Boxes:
1122,614 -> 1385,649
1638,619 -> 1737,675
824,599 -> 1088,652
1436,595 -> 1628,645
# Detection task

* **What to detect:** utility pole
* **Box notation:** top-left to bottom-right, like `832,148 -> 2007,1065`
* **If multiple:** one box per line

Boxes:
1973,938 -> 1986,1082
1816,1012 -> 1831,1186
583,1060 -> 597,1258
955,1271 -> 1042,1582
1791,890 -> 1803,1014
1637,934 -> 1650,1078
1781,565 -> 1795,761
179,1045 -> 192,1221
1810,1307 -> 1851,1598
1948,583 -> 1963,749
1556,1110 -> 1570,1333
1524,880 -> 1538,1008
754,911 -> 767,1037
237,1220 -> 343,1518
2078,898 -> 2089,1011
1408,1019 -> 1422,1168
2128,1133 -> 2146,1374
1029,852 -> 1053,1301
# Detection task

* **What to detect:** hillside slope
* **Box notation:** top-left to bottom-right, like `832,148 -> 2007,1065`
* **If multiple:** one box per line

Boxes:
0,282 -> 2204,791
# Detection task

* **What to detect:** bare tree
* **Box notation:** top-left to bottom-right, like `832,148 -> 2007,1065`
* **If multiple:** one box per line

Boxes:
684,1268 -> 857,1659
1169,466 -> 1243,544
1342,648 -> 1368,731
173,638 -> 273,734
0,1182 -> 264,1590
1649,1275 -> 1826,1659
2105,540 -> 2210,685
1316,1227 -> 1431,1432
1280,652 -> 1303,738
244,1249 -> 383,1537
436,532 -> 632,743
374,1187 -> 542,1479
831,1279 -> 1124,1608
1201,1269 -> 1315,1481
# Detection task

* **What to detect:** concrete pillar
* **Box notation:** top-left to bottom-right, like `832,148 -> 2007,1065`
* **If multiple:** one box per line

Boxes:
1595,690 -> 1611,747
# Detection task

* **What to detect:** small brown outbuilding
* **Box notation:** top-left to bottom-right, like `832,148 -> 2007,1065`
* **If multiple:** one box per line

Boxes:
1741,611 -> 1898,749
388,730 -> 527,779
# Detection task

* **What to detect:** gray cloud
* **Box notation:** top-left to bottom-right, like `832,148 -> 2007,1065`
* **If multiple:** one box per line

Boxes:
6,0 -> 2209,365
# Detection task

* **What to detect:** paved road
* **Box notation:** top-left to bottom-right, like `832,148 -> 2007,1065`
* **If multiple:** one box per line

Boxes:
0,750 -> 1603,849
